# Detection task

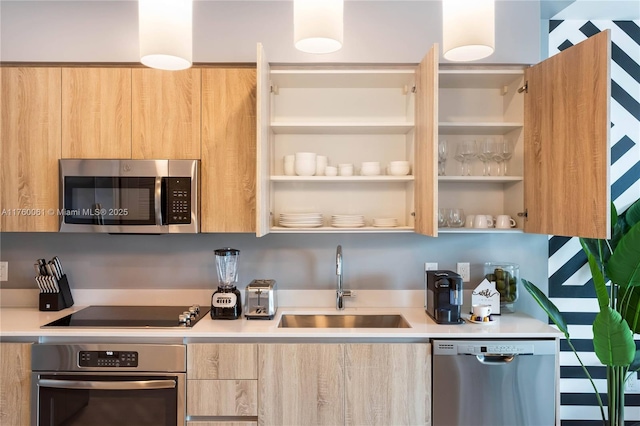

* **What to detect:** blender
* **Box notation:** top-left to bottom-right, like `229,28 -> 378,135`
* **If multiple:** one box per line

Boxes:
210,248 -> 242,320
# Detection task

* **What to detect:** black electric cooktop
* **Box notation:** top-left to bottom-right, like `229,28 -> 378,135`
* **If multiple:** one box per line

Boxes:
42,305 -> 210,328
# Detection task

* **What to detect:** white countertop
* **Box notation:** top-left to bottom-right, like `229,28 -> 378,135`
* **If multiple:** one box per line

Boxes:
0,305 -> 561,341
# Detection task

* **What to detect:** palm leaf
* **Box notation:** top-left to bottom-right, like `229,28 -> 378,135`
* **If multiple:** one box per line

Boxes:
607,222 -> 640,289
581,239 -> 609,308
522,279 -> 569,338
592,306 -> 635,366
624,199 -> 640,228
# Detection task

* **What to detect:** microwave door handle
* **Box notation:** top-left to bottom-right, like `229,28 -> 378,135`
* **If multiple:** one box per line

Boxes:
38,378 -> 176,391
156,177 -> 164,226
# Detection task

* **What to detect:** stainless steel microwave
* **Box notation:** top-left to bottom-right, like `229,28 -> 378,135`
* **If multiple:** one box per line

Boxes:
59,159 -> 199,234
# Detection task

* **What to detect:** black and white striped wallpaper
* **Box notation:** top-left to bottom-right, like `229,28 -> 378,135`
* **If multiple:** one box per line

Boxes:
547,20 -> 640,425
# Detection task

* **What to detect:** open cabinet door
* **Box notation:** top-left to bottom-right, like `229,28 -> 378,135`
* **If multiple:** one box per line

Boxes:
256,43 -> 271,237
414,44 -> 439,237
524,30 -> 610,239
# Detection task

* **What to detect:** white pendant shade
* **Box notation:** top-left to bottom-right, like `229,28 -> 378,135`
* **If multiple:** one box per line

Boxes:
294,0 -> 344,54
442,0 -> 495,62
139,0 -> 193,71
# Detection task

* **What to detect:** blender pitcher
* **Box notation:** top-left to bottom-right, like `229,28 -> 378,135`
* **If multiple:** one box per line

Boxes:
211,248 -> 242,319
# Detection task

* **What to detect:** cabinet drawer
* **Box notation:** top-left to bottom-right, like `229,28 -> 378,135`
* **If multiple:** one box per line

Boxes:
187,344 -> 257,379
187,380 -> 257,416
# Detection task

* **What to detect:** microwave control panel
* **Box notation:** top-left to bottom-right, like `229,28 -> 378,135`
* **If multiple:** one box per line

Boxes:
163,177 -> 192,224
79,350 -> 139,368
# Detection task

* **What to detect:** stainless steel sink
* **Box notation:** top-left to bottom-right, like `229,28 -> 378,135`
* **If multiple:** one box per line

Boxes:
278,314 -> 411,328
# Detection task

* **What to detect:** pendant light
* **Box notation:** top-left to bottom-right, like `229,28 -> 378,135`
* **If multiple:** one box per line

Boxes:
442,0 -> 495,62
294,0 -> 344,54
139,0 -> 193,71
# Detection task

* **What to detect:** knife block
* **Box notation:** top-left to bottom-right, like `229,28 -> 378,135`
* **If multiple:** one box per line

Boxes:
39,275 -> 74,311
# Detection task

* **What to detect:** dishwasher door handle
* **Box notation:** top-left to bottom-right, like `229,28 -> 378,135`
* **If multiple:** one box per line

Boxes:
474,354 -> 516,364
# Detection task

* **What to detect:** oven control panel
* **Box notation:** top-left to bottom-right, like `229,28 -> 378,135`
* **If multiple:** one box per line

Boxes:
79,350 -> 138,367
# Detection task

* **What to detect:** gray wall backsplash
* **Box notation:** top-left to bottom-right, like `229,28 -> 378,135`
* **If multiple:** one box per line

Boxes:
0,232 -> 548,319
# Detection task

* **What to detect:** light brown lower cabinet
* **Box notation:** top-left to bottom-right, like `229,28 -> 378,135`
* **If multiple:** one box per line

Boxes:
0,342 -> 32,426
186,344 -> 258,424
257,343 -> 432,426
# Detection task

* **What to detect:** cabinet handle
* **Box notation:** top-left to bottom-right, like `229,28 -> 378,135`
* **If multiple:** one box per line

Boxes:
517,210 -> 528,219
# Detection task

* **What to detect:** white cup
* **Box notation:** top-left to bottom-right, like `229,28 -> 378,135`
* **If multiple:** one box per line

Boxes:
325,166 -> 337,176
472,304 -> 492,318
338,163 -> 354,176
315,155 -> 328,176
465,215 -> 475,228
283,155 -> 295,176
496,215 -> 517,229
295,152 -> 317,176
473,215 -> 491,228
484,215 -> 495,228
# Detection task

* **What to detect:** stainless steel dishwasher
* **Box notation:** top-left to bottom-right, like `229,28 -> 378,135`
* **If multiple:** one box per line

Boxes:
432,339 -> 558,426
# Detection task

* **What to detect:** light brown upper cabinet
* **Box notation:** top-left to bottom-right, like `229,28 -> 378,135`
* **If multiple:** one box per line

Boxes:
132,68 -> 201,159
438,30 -> 610,239
201,68 -> 257,233
1,67 -> 61,232
61,67 -> 132,159
524,30 -> 610,239
256,43 -> 438,237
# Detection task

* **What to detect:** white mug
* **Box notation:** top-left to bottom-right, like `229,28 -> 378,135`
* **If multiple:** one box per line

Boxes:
473,215 -> 491,228
283,155 -> 295,176
484,215 -> 495,228
472,304 -> 492,318
465,215 -> 475,228
496,215 -> 517,229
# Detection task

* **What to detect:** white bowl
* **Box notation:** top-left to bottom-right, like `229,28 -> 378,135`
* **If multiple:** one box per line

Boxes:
295,161 -> 316,176
295,152 -> 317,160
325,166 -> 338,176
389,160 -> 410,167
361,165 -> 381,176
388,165 -> 410,176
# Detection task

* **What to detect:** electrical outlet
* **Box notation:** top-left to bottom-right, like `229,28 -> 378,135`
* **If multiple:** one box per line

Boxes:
425,262 -> 438,271
457,262 -> 470,282
0,262 -> 7,282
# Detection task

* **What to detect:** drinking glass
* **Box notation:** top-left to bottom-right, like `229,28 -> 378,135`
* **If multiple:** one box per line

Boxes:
478,139 -> 495,176
497,140 -> 513,176
438,208 -> 448,228
447,208 -> 465,228
438,140 -> 448,176
455,140 -> 477,176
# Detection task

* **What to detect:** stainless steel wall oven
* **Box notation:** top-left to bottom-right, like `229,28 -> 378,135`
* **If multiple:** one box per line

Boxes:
31,344 -> 186,426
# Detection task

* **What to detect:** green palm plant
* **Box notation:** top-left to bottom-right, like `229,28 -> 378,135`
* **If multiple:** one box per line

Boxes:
523,198 -> 640,426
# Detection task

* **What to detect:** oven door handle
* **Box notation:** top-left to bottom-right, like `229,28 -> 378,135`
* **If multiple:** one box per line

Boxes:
38,378 -> 176,390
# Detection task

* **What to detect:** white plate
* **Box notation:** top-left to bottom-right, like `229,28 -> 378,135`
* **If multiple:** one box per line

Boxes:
278,222 -> 323,228
331,223 -> 365,228
465,314 -> 498,325
372,224 -> 398,228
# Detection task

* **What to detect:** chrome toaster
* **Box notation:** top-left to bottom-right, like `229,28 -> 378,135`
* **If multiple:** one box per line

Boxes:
244,279 -> 277,320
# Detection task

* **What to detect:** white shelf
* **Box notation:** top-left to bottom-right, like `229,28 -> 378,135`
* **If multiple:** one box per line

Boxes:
438,176 -> 523,183
270,69 -> 415,89
271,122 -> 415,134
439,69 -> 524,89
271,226 -> 414,233
438,122 -> 523,135
438,228 -> 524,234
271,175 -> 414,182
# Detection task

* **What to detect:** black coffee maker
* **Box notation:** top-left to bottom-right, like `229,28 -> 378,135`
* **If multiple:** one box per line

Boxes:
211,248 -> 242,320
425,270 -> 464,324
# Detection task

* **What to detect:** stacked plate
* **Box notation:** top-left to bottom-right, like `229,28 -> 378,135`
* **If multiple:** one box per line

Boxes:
331,214 -> 365,228
372,217 -> 398,227
278,213 -> 323,228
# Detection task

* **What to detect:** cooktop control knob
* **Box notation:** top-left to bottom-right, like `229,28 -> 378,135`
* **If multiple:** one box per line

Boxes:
178,314 -> 190,325
191,304 -> 200,314
188,307 -> 198,317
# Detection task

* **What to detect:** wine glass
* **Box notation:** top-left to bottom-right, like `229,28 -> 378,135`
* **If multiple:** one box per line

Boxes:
478,138 -> 495,176
438,140 -> 448,176
447,208 -> 465,228
456,140 -> 477,176
497,140 -> 513,176
438,208 -> 448,228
